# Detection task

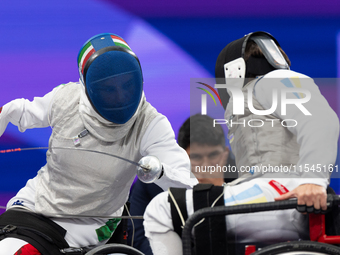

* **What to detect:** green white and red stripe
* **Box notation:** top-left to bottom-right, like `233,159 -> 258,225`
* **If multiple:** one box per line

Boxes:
110,35 -> 131,51
78,41 -> 95,75
78,34 -> 132,76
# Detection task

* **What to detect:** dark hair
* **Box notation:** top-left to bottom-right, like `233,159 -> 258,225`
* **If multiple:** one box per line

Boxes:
244,40 -> 291,67
177,114 -> 226,150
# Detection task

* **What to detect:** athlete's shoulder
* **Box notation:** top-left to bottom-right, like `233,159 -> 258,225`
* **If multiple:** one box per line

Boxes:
264,69 -> 310,79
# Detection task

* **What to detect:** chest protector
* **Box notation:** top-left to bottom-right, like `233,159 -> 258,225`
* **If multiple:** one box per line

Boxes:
168,184 -> 227,255
226,78 -> 300,179
35,82 -> 158,217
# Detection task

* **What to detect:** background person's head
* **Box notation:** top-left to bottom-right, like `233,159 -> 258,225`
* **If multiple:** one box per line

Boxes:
178,114 -> 229,186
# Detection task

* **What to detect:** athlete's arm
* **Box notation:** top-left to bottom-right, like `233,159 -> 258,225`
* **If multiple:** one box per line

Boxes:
0,86 -> 61,137
140,115 -> 198,190
255,70 -> 339,210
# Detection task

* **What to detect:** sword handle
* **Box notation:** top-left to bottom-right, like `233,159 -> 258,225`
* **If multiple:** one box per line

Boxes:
136,156 -> 163,183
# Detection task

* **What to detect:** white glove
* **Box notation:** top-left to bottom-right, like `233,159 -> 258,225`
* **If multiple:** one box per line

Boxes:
137,156 -> 163,183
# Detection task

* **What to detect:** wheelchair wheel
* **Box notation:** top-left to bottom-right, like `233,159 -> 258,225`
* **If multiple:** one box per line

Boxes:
252,241 -> 340,255
85,243 -> 145,255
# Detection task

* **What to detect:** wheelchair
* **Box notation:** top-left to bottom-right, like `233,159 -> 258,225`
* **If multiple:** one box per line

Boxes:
84,244 -> 144,255
1,198 -> 340,255
86,194 -> 340,255
181,193 -> 340,255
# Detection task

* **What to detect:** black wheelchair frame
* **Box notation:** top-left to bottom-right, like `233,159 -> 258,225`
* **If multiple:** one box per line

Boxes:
86,194 -> 340,255
181,194 -> 340,255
